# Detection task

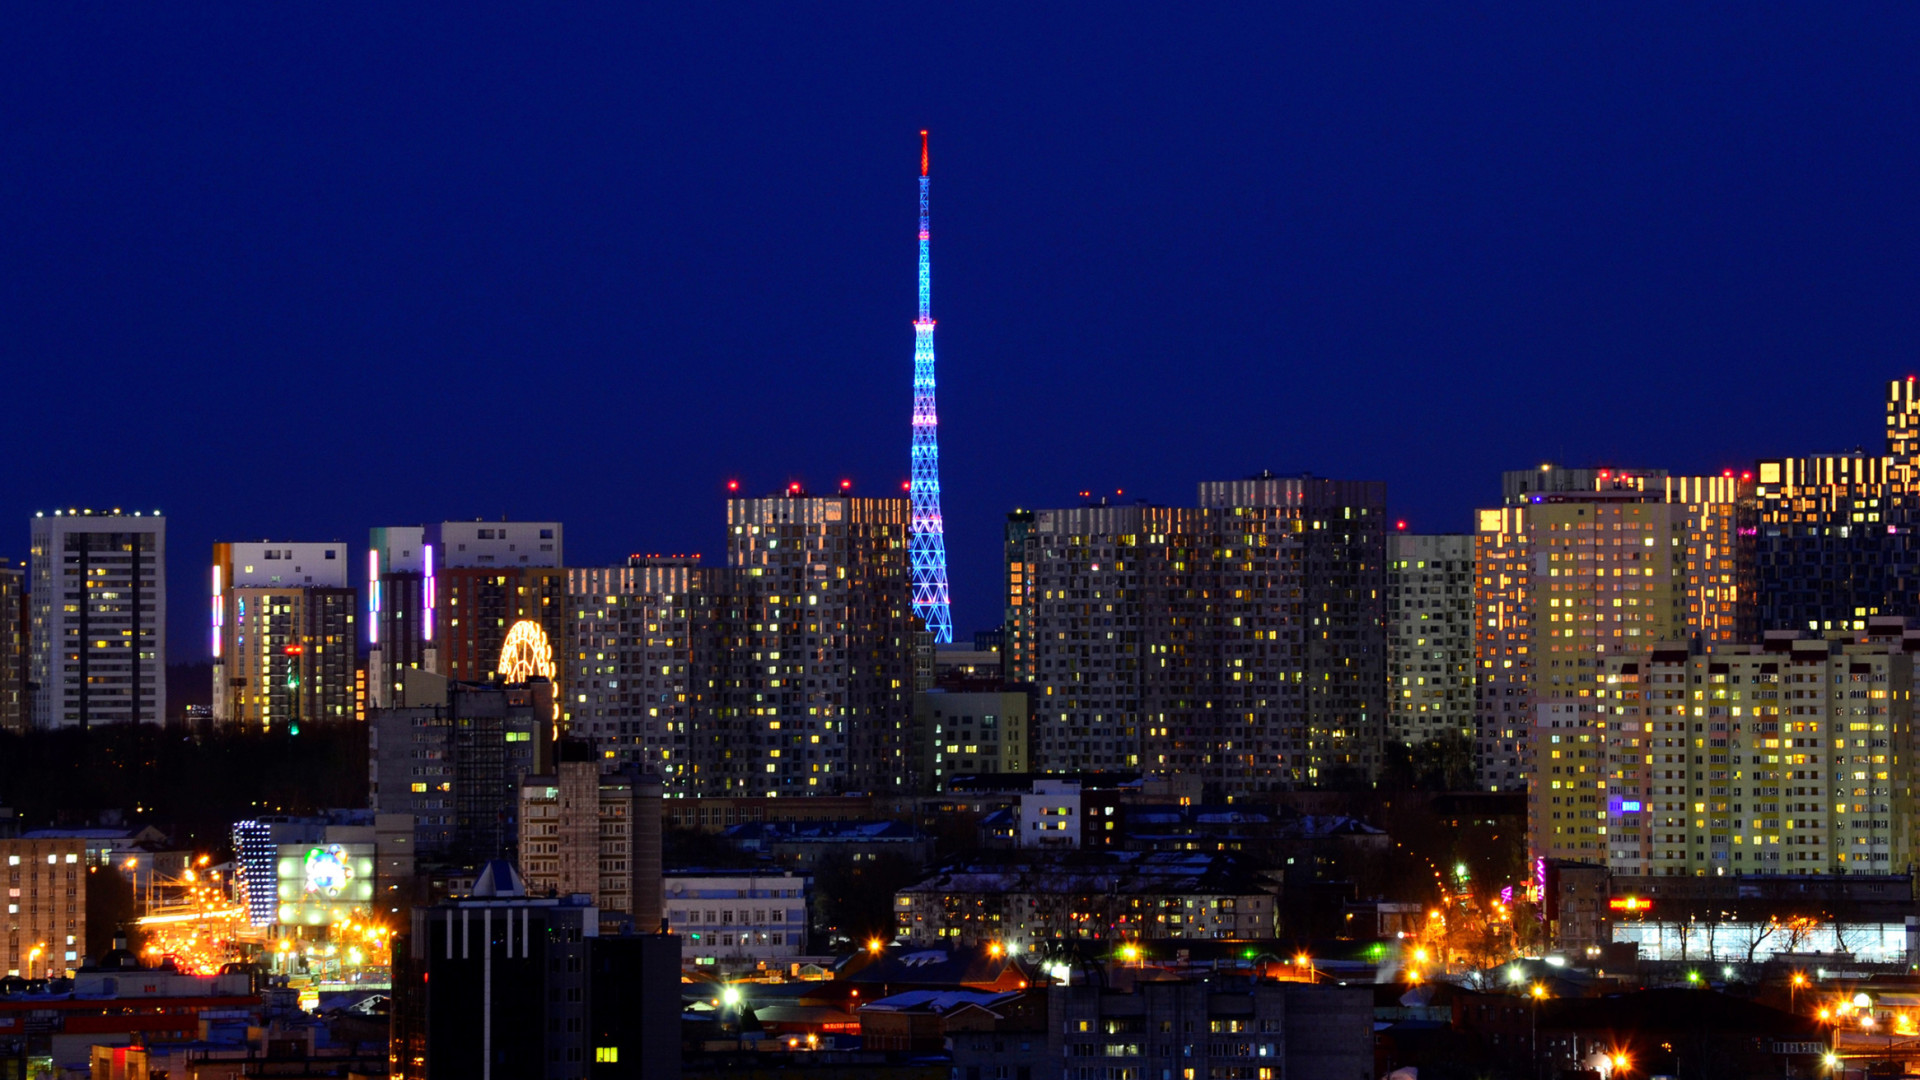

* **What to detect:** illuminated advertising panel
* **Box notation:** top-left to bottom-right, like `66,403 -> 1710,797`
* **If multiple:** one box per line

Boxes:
274,843 -> 374,927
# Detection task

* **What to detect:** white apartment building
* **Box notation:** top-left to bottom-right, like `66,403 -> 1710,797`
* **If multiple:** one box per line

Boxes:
663,870 -> 807,967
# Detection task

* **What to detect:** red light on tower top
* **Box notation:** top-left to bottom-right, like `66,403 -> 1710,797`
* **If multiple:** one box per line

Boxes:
921,130 -> 929,177
840,479 -> 852,491
726,479 -> 740,492
1395,520 -> 1408,531
788,482 -> 802,494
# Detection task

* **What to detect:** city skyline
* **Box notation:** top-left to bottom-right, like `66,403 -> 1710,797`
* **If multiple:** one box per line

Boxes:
7,6 -> 1920,658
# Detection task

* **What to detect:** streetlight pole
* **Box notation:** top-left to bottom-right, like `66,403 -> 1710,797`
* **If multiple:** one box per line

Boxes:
1531,983 -> 1548,1080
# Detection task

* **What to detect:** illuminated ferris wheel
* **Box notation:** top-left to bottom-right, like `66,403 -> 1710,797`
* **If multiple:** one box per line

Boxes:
497,619 -> 555,684
497,619 -> 561,727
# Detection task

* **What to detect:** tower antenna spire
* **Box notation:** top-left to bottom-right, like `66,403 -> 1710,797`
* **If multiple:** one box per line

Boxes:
909,130 -> 953,643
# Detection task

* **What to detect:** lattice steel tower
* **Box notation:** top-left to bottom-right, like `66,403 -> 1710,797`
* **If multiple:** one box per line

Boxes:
909,130 -> 954,643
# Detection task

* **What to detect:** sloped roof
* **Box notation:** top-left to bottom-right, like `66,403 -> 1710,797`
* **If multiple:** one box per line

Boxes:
844,945 -> 1028,988
860,989 -> 1019,1015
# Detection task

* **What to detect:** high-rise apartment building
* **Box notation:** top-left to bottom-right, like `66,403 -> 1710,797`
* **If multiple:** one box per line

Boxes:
29,510 -> 166,728
1474,469 -> 1743,801
1002,511 -> 1037,685
1472,468 -> 1652,793
367,527 -> 431,708
1198,475 -> 1387,788
1010,474 -> 1386,795
369,673 -> 553,865
1386,533 -> 1475,752
1666,474 -> 1746,647
0,559 -> 25,735
701,493 -> 915,796
1601,630 -> 1916,877
211,542 -> 355,730
1526,488 -> 1689,861
367,522 -> 564,708
1740,380 -> 1920,639
1474,504 -> 1534,793
565,557 -> 718,785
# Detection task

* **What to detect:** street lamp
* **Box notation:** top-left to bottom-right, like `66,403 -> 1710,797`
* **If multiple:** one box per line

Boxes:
1862,1012 -> 1894,1071
1530,983 -> 1548,1080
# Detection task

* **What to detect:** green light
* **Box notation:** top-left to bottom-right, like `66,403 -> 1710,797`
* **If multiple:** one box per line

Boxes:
1242,949 -> 1256,959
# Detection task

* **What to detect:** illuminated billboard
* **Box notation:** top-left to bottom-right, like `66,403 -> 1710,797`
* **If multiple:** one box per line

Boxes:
275,843 -> 374,927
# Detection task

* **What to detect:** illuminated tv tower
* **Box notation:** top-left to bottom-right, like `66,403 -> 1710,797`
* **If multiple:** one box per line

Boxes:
909,129 -> 953,643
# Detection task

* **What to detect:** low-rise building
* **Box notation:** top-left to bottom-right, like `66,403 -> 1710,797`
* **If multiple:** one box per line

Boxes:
0,837 -> 86,977
858,989 -> 1026,1054
915,677 -> 1031,792
663,795 -> 875,834
6,947 -> 259,1070
895,851 -> 1278,950
1043,973 -> 1372,1080
715,820 -> 933,869
1015,780 -> 1081,849
663,870 -> 808,969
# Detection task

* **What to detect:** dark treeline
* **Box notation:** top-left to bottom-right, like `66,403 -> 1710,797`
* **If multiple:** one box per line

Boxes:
0,722 -> 368,855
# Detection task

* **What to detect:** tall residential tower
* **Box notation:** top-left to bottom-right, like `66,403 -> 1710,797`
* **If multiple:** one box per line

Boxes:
29,510 -> 166,728
211,541 -> 355,731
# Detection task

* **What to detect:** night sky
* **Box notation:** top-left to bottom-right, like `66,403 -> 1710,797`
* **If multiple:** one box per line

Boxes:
5,5 -> 1920,659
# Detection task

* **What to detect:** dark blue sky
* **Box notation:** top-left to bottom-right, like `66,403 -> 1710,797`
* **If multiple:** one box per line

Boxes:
5,5 -> 1920,658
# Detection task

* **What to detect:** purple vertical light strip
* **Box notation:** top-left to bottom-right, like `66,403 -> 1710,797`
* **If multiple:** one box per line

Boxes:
211,565 -> 223,658
424,543 -> 436,642
368,548 -> 381,645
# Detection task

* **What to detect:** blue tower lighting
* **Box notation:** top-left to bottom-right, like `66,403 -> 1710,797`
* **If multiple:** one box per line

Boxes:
909,130 -> 953,643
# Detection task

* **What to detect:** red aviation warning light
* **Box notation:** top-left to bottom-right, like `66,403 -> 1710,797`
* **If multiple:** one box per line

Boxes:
840,479 -> 852,491
283,644 -> 304,657
726,479 -> 740,492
